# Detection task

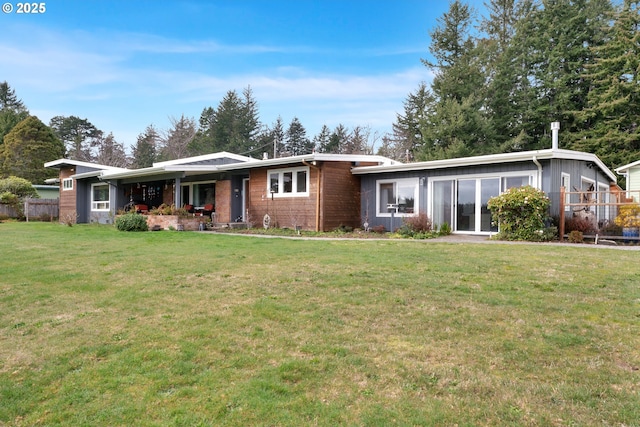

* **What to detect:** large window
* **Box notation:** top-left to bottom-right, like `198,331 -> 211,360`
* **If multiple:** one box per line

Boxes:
91,183 -> 110,211
377,178 -> 419,216
181,181 -> 215,207
430,172 -> 534,233
267,167 -> 309,197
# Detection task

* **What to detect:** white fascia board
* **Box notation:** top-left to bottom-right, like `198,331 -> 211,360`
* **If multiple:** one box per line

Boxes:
615,159 -> 640,174
44,158 -> 128,172
217,153 -> 398,171
152,151 -> 254,167
100,167 -> 168,179
352,149 -> 617,182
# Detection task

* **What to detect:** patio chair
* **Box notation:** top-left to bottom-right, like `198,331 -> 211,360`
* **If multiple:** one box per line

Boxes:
202,204 -> 214,217
184,204 -> 194,214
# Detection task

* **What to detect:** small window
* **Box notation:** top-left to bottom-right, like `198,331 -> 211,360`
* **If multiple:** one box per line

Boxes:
502,176 -> 530,190
62,178 -> 73,191
377,178 -> 419,216
91,183 -> 110,211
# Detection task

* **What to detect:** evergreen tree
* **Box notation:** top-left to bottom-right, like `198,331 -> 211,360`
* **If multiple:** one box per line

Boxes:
0,82 -> 27,113
418,0 -> 489,159
314,124 -> 332,153
390,82 -> 434,160
193,87 -> 262,155
284,117 -> 313,156
49,115 -> 101,162
330,124 -> 349,154
509,0 -> 612,149
132,125 -> 159,168
0,82 -> 29,147
574,0 -> 640,170
0,116 -> 65,183
269,116 -> 286,158
188,107 -> 216,156
478,0 -> 522,151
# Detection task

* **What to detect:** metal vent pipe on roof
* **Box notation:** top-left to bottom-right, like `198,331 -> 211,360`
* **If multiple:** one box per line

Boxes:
551,122 -> 560,150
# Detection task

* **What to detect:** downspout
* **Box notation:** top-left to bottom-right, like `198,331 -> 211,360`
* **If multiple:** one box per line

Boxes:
532,156 -> 542,189
302,160 -> 321,232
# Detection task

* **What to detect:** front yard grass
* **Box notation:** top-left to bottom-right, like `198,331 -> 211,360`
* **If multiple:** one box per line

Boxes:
1,222 -> 639,426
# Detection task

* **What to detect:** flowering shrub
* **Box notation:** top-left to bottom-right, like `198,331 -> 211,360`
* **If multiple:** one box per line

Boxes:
614,204 -> 640,228
487,186 -> 553,241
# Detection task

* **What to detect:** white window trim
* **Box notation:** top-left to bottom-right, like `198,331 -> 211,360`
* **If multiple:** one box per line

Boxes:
427,171 -> 537,232
91,183 -> 110,212
62,178 -> 73,191
561,173 -> 571,211
376,177 -> 419,217
267,166 -> 310,198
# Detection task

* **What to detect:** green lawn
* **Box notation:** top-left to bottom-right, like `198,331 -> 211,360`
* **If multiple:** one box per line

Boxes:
1,222 -> 639,426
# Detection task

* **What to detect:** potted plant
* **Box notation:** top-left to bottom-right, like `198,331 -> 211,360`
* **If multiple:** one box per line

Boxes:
614,203 -> 640,241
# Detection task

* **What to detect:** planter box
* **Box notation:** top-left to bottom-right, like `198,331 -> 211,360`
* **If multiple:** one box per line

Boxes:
145,215 -> 206,231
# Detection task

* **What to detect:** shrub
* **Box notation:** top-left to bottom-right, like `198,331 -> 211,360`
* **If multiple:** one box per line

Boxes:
568,230 -> 584,244
371,224 -> 386,233
565,214 -> 598,234
487,186 -> 552,241
115,212 -> 149,232
614,204 -> 640,228
397,213 -> 437,239
438,222 -> 452,235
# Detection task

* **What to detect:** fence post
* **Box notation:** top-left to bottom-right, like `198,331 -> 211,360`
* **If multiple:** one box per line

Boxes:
559,186 -> 565,241
24,198 -> 29,222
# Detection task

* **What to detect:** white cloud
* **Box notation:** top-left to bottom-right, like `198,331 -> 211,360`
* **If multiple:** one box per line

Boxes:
2,23 -> 434,149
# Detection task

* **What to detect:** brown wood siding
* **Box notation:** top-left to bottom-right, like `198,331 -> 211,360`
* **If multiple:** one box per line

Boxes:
319,162 -> 361,231
215,180 -> 231,222
247,167 -> 317,230
59,166 -> 76,223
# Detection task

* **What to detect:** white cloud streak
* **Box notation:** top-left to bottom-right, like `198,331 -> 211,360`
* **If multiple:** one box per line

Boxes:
3,24 -> 433,147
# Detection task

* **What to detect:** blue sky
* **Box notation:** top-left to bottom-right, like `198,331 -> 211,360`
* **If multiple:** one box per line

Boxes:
2,0 -> 484,153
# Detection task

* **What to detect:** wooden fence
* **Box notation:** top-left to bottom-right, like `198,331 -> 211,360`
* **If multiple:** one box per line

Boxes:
559,187 -> 640,242
0,198 -> 59,221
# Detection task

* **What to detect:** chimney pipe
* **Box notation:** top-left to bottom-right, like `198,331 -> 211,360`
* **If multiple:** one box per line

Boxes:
551,122 -> 560,150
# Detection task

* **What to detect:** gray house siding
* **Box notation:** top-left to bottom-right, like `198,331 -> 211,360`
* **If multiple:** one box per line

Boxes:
360,161 -> 545,232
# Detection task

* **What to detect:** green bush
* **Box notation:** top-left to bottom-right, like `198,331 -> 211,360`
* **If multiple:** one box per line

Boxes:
115,212 -> 149,232
0,176 -> 39,219
487,186 -> 553,241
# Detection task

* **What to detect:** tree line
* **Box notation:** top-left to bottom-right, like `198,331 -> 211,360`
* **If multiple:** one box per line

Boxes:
381,0 -> 640,174
0,83 -> 377,184
1,0 -> 638,185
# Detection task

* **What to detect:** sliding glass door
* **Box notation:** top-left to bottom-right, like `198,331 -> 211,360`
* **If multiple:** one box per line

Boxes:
432,177 -> 502,233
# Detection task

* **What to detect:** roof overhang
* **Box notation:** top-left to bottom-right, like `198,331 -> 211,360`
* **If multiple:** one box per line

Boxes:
615,159 -> 640,175
217,153 -> 398,171
352,149 -> 617,182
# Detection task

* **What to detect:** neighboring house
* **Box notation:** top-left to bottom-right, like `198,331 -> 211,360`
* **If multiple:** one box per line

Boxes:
45,144 -> 617,235
45,152 -> 396,230
33,185 -> 60,199
615,160 -> 640,202
354,148 -> 617,235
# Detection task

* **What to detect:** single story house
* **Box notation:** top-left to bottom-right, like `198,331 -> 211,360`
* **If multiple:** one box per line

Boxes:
45,152 -> 396,231
354,148 -> 617,234
45,142 -> 618,235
